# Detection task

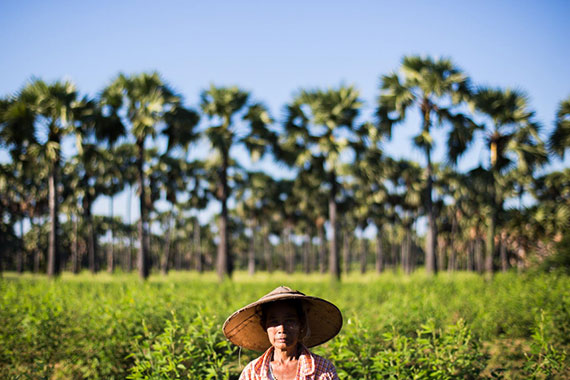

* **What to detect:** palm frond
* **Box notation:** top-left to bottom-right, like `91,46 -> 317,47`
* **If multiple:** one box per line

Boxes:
549,96 -> 570,158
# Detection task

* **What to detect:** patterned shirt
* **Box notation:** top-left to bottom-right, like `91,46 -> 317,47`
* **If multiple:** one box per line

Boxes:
239,345 -> 339,380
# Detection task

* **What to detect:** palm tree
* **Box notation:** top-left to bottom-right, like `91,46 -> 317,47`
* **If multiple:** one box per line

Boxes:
152,155 -> 189,274
102,72 -> 198,279
438,168 -> 473,271
472,87 -> 547,273
377,56 -> 475,274
285,156 -> 329,273
348,146 -> 381,274
71,97 -> 126,274
397,160 -> 423,274
100,148 -> 127,273
281,85 -> 362,280
349,121 -> 395,274
113,143 -> 138,271
2,79 -> 79,276
0,163 -> 29,272
158,105 -> 201,274
200,84 -> 274,280
0,100 -> 48,273
1,96 -> 39,273
549,95 -> 570,159
64,147 -> 102,273
234,171 -> 280,275
530,169 -> 570,244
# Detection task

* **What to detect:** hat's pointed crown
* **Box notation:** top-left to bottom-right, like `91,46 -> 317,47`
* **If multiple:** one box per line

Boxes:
260,286 -> 304,300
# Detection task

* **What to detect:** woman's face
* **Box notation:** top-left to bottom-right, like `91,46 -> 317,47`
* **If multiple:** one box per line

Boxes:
265,302 -> 302,350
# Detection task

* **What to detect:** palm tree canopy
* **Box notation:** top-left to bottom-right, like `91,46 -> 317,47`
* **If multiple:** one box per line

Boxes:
377,55 -> 477,164
472,87 -> 534,126
200,84 -> 274,159
103,72 -> 181,142
162,106 -> 200,151
473,87 -> 547,173
549,95 -> 570,159
22,79 -> 78,129
1,79 -> 78,162
200,85 -> 249,125
281,84 -> 362,172
0,97 -> 37,158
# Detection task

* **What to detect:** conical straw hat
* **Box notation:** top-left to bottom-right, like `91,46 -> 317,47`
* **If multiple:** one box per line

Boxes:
223,286 -> 342,352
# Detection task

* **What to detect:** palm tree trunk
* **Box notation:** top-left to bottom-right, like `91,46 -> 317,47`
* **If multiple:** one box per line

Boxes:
161,211 -> 174,275
467,240 -> 474,271
83,195 -> 96,274
216,149 -> 230,280
47,155 -> 60,277
404,227 -> 412,274
318,223 -> 326,273
194,219 -> 202,273
137,139 -> 150,279
329,171 -> 340,281
127,184 -> 133,272
425,152 -> 438,275
303,236 -> 311,274
375,227 -> 384,273
485,209 -> 496,274
248,222 -> 256,276
311,241 -> 318,273
485,173 -> 497,274
360,237 -> 367,274
107,196 -> 115,273
342,231 -> 350,275
436,235 -> 445,273
17,218 -> 25,274
448,213 -> 458,272
401,230 -> 408,273
500,231 -> 508,272
485,192 -> 496,275
31,218 -> 41,273
284,224 -> 294,274
486,139 -> 499,274
391,227 -> 398,272
422,103 -> 438,274
475,237 -> 483,273
119,234 -> 125,272
0,234 -> 3,276
175,241 -> 182,271
264,224 -> 272,273
72,213 -> 79,274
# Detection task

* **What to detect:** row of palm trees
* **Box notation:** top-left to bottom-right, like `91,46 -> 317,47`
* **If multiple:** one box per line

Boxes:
1,55 -> 568,280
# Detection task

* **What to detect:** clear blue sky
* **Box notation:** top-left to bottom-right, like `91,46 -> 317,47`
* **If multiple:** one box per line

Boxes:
1,0 -> 569,223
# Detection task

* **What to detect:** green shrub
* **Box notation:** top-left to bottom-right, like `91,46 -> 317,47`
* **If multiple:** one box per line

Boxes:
0,271 -> 568,379
325,319 -> 486,379
127,312 -> 239,379
523,311 -> 567,379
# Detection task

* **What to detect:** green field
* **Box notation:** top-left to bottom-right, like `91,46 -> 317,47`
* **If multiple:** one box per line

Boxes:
1,271 -> 568,379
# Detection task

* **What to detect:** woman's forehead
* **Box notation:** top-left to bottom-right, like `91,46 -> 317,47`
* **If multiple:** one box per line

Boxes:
266,301 -> 298,316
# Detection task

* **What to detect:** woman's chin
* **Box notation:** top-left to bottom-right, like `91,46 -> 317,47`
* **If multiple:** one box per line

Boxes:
273,341 -> 294,350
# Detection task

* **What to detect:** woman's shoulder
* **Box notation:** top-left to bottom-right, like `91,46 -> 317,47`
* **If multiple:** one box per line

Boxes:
302,349 -> 338,379
239,353 -> 268,380
309,351 -> 336,371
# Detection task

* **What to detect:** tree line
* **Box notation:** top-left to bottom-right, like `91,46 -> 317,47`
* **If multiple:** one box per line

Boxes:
1,55 -> 569,280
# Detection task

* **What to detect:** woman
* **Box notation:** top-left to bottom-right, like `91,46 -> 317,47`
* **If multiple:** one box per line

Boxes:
223,286 -> 342,380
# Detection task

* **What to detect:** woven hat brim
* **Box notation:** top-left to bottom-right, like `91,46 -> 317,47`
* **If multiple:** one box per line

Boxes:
223,293 -> 342,352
